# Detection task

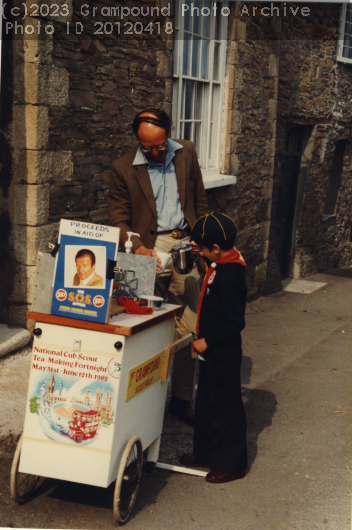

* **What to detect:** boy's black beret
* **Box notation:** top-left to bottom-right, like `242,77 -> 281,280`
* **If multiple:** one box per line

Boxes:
191,212 -> 237,243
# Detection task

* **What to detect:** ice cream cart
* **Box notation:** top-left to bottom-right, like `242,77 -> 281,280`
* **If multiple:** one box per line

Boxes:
10,304 -> 188,525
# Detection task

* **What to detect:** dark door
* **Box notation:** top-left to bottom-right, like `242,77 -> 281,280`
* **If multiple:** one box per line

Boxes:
275,140 -> 302,278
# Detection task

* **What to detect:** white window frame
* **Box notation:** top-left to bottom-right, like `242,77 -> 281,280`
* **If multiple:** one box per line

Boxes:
172,0 -> 236,188
337,3 -> 352,64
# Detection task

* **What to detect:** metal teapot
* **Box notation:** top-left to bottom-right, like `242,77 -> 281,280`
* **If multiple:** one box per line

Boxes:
169,243 -> 197,275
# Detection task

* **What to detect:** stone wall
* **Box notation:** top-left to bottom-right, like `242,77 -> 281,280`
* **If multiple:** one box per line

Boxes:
5,0 -> 174,326
271,3 -> 352,279
4,1 -> 352,326
209,3 -> 281,300
0,26 -> 15,323
221,3 -> 352,295
48,0 -> 174,225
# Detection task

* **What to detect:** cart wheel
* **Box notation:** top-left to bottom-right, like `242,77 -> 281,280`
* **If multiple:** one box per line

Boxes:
113,436 -> 143,525
76,435 -> 83,443
10,435 -> 43,504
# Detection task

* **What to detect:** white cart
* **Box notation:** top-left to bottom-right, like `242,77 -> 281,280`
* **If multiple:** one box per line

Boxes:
10,304 -> 190,525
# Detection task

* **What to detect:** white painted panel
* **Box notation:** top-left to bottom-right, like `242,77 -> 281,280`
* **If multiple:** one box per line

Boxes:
20,323 -> 125,487
20,317 -> 174,488
20,439 -> 112,487
33,322 -> 125,355
108,320 -> 174,485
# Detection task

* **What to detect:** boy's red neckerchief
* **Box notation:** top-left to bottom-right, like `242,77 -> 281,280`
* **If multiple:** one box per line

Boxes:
195,248 -> 246,336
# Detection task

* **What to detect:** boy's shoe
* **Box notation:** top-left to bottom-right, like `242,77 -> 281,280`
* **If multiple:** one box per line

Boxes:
181,454 -> 210,469
168,396 -> 195,425
205,471 -> 246,483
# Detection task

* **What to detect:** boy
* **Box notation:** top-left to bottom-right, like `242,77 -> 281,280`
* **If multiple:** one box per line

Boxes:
181,212 -> 248,484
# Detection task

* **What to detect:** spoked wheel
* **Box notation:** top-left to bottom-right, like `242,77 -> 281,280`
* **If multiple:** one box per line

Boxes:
113,436 -> 143,525
10,435 -> 44,504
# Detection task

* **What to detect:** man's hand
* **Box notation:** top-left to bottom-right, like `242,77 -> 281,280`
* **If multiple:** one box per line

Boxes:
192,338 -> 208,354
190,241 -> 208,273
135,245 -> 162,271
190,241 -> 200,255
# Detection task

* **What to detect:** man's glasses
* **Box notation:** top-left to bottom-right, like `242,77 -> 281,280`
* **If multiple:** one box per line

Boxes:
139,143 -> 168,154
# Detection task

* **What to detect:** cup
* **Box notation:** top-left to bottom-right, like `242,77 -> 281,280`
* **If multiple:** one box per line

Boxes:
138,295 -> 164,311
156,251 -> 171,273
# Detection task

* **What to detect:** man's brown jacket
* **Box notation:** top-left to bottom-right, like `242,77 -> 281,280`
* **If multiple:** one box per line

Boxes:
108,140 -> 208,252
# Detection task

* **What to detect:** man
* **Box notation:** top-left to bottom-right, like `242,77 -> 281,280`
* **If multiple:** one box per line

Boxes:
108,109 -> 208,423
73,249 -> 104,287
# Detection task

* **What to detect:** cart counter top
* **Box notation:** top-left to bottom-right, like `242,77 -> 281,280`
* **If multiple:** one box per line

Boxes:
28,304 -> 183,336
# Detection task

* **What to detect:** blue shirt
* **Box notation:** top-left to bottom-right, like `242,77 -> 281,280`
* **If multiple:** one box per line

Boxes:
132,139 -> 188,232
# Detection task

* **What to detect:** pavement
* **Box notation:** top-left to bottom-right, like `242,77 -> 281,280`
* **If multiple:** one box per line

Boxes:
0,267 -> 351,530
0,325 -> 31,359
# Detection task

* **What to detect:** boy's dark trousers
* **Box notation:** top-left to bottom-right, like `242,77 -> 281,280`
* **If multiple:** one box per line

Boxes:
193,339 -> 247,473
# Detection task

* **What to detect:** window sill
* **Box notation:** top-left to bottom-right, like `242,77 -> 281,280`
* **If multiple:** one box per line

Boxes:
322,214 -> 336,221
201,170 -> 237,190
337,56 -> 352,65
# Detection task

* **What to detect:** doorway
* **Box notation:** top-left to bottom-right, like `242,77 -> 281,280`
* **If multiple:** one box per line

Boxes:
274,126 -> 313,279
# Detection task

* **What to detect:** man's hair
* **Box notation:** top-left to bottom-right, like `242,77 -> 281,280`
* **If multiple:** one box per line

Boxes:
131,108 -> 171,137
192,237 -> 237,252
75,249 -> 96,265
